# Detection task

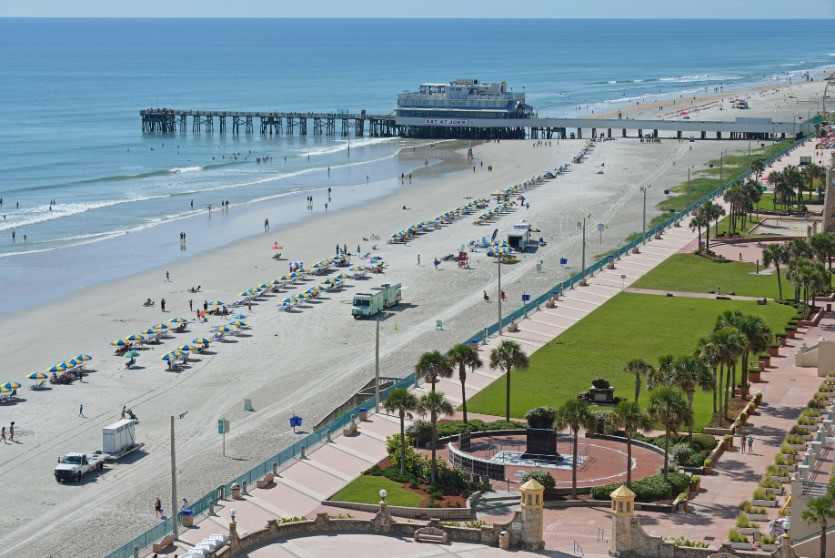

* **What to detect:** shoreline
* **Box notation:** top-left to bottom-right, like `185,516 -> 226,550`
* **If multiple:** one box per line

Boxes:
0,79 -> 829,557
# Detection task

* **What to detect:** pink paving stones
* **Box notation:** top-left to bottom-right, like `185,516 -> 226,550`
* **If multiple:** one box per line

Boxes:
306,442 -> 377,476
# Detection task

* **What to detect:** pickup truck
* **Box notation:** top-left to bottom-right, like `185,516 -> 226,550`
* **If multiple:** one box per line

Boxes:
54,452 -> 105,483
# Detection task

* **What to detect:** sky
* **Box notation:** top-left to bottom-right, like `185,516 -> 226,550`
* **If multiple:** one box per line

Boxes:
2,0 -> 833,19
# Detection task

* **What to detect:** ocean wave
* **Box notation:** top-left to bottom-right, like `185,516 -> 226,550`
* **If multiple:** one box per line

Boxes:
297,136 -> 399,158
169,166 -> 204,174
0,196 -> 162,232
659,74 -> 742,83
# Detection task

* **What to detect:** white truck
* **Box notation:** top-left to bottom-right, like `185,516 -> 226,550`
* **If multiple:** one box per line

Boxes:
54,452 -> 105,483
54,419 -> 143,482
351,283 -> 401,318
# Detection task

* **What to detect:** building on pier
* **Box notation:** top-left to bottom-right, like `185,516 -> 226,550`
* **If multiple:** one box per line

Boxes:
395,79 -> 532,139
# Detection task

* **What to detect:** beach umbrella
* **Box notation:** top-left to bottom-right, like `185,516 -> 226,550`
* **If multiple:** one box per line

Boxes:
295,292 -> 309,300
27,372 -> 49,381
140,328 -> 157,336
169,317 -> 187,324
63,359 -> 81,369
0,387 -> 9,395
75,354 -> 93,362
123,334 -> 145,342
177,344 -> 200,352
208,300 -> 225,307
280,297 -> 297,305
193,337 -> 211,345
160,351 -> 185,361
2,382 -> 21,391
110,339 -> 129,347
152,323 -> 169,331
238,290 -> 254,297
212,326 -> 234,333
233,313 -> 247,319
46,363 -> 67,373
228,320 -> 247,328
271,244 -> 284,250
123,351 -> 140,358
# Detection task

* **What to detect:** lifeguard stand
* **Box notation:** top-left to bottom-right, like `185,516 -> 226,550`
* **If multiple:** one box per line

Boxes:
458,251 -> 469,268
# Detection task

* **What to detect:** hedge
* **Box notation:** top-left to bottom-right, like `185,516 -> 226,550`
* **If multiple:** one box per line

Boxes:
589,472 -> 691,502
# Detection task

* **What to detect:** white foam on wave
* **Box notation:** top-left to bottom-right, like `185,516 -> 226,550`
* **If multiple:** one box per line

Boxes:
169,166 -> 204,174
0,196 -> 162,233
298,136 -> 399,158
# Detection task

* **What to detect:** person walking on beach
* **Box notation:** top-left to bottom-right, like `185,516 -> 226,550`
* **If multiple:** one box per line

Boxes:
1,426 -> 5,443
154,497 -> 163,518
417,255 -> 420,266
501,290 -> 506,302
203,300 -> 208,312
165,270 -> 170,282
79,405 -> 85,418
8,422 -> 14,442
121,406 -> 127,420
264,218 -> 269,232
160,298 -> 166,312
188,299 -> 193,311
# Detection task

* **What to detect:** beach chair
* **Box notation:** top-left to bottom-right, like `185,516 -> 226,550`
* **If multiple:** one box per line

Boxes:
212,331 -> 225,341
30,380 -> 47,390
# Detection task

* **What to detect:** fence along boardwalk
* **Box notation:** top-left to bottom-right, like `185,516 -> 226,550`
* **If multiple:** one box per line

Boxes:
140,108 -> 397,137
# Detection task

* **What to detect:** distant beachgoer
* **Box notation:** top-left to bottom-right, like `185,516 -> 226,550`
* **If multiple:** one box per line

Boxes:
264,218 -> 269,231
121,406 -> 127,419
747,436 -> 753,454
11,231 -> 14,240
483,291 -> 489,302
1,427 -> 5,443
433,258 -> 440,269
160,298 -> 166,312
165,270 -> 170,282
188,299 -> 193,311
335,244 -> 340,256
181,497 -> 188,511
23,235 -> 26,241
343,244 -> 348,255
325,203 -> 328,211
154,497 -> 163,518
417,255 -> 421,266
741,434 -> 747,453
203,300 -> 208,312
79,405 -> 85,418
8,422 -> 13,442
501,291 -> 506,302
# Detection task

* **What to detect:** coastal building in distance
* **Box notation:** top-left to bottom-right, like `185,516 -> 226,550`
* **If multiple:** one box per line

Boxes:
395,79 -> 533,139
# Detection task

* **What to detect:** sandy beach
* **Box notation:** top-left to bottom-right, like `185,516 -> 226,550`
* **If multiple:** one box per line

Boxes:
0,78 -> 828,557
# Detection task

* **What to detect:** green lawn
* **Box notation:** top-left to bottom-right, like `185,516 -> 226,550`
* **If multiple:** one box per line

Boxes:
465,293 -> 795,430
329,475 -> 423,507
709,214 -> 766,237
632,253 -> 782,299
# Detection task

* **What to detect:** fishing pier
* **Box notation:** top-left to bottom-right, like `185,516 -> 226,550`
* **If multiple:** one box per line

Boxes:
139,109 -> 398,137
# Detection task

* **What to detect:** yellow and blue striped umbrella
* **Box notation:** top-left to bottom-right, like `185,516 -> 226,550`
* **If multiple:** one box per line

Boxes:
27,372 -> 49,381
208,300 -> 225,307
110,339 -> 129,347
177,344 -> 200,352
228,320 -> 247,328
75,354 -> 93,362
192,337 -> 211,345
46,363 -> 67,372
2,381 -> 21,391
212,325 -> 234,333
169,317 -> 187,324
123,334 -> 145,342
152,323 -> 169,331
160,351 -> 186,361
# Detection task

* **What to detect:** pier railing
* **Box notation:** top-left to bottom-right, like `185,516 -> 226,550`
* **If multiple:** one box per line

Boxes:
104,133 -> 811,558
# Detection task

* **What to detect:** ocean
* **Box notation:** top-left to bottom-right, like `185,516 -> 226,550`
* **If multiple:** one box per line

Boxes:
0,18 -> 832,311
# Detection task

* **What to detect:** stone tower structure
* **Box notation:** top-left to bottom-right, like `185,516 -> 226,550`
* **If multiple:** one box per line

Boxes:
519,478 -> 545,550
822,152 -> 835,232
609,484 -> 636,557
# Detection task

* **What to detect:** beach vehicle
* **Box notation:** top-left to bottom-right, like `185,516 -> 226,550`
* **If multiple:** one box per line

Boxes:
54,419 -> 143,482
351,283 -> 401,318
54,452 -> 104,482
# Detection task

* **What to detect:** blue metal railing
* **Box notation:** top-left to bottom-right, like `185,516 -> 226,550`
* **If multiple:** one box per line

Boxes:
104,133 -> 811,558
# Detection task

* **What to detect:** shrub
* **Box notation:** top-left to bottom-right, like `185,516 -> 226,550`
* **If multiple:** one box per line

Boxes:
666,536 -> 709,548
687,433 -> 717,451
779,444 -> 798,456
785,434 -> 804,445
723,434 -> 732,442
790,426 -> 810,436
704,458 -> 713,467
690,475 -> 700,484
519,468 -> 556,491
405,420 -> 433,445
385,434 -> 423,475
774,453 -> 789,466
589,472 -> 690,502
671,443 -> 706,467
525,407 -> 557,429
426,501 -> 442,508
740,412 -> 748,421
761,534 -> 778,545
785,325 -> 797,332
736,513 -> 755,528
802,408 -> 821,418
728,528 -> 747,543
759,475 -> 780,489
797,416 -> 816,426
755,391 -> 763,399
752,488 -> 775,501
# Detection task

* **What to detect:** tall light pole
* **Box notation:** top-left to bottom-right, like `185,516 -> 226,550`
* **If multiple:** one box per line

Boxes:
497,259 -> 503,334
719,150 -> 727,186
577,218 -> 588,285
170,416 -> 179,540
639,186 -> 649,244
374,314 -> 381,412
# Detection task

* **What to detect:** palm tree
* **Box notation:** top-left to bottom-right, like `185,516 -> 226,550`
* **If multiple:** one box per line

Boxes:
701,201 -> 726,240
447,343 -> 482,424
762,243 -> 789,300
787,258 -> 817,317
607,401 -> 652,487
782,165 -> 804,205
689,213 -> 710,253
669,355 -> 713,440
383,388 -> 418,476
489,340 -> 530,421
800,495 -> 835,558
809,260 -> 830,311
554,398 -> 595,498
415,350 -> 453,393
646,386 -> 692,479
710,326 -> 745,419
416,390 -> 454,485
655,354 -> 676,386
697,337 -> 722,415
810,232 -> 835,271
750,158 -> 765,182
734,314 -> 771,397
624,358 -> 655,403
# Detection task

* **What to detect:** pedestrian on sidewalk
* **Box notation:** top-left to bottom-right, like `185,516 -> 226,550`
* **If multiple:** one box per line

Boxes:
740,433 -> 747,453
747,436 -> 754,455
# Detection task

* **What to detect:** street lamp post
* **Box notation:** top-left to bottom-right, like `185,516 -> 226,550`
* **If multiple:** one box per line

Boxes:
577,218 -> 588,285
170,416 -> 178,540
497,259 -> 503,334
719,150 -> 727,186
639,186 -> 649,244
375,314 -> 381,412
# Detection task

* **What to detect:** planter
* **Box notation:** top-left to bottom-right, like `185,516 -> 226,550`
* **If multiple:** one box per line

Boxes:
761,544 -> 777,552
774,475 -> 792,484
749,370 -> 762,382
729,541 -> 753,550
788,443 -> 806,451
786,330 -> 796,339
703,465 -> 712,475
690,480 -> 701,493
767,346 -> 780,357
779,337 -> 787,347
764,487 -> 783,496
749,513 -> 769,522
802,435 -> 813,442
759,356 -> 771,368
752,499 -> 778,508
738,527 -> 759,536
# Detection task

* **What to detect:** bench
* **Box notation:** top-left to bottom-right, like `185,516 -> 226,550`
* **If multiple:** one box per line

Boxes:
256,472 -> 274,489
152,534 -> 175,553
414,527 -> 449,544
342,422 -> 358,437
